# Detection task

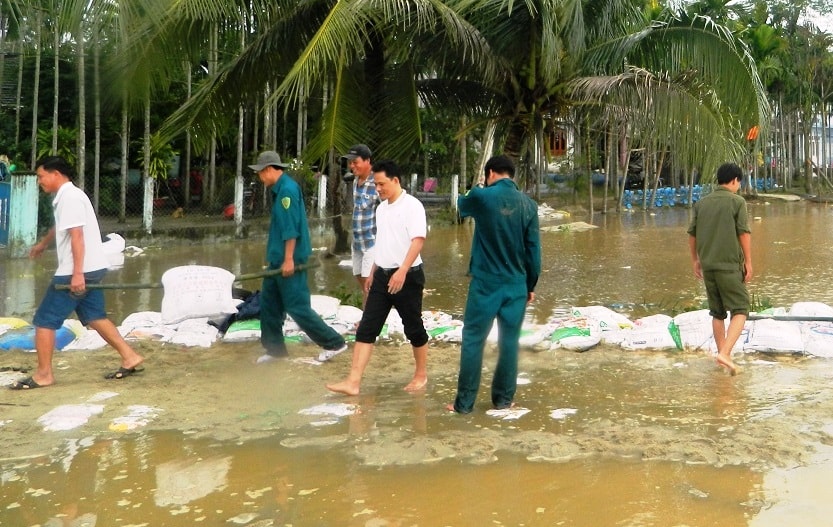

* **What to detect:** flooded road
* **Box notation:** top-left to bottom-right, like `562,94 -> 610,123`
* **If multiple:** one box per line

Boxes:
2,197 -> 833,526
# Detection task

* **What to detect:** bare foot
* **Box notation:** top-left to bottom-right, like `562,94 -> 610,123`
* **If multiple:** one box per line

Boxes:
404,376 -> 427,392
716,354 -> 738,376
326,380 -> 360,396
123,358 -> 144,371
445,403 -> 456,412
493,402 -> 516,410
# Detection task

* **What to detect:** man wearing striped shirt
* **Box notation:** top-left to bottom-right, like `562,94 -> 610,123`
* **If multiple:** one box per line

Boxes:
343,144 -> 378,307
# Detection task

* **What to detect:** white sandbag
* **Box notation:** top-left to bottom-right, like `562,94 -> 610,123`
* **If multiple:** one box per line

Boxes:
620,326 -> 678,350
619,313 -> 681,351
789,301 -> 833,317
121,311 -> 163,331
673,309 -> 750,354
337,305 -> 364,326
428,321 -> 464,342
744,318 -> 804,354
801,322 -> 833,358
311,295 -> 341,319
549,322 -> 601,352
673,310 -> 714,351
223,319 -> 261,342
486,321 -> 551,348
165,319 -> 219,348
102,232 -> 126,254
62,329 -> 108,351
160,265 -> 240,324
571,306 -> 633,332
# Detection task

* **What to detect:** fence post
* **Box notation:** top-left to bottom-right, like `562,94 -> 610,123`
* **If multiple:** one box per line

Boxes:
7,171 -> 39,258
318,174 -> 327,218
410,173 -> 418,195
142,176 -> 154,234
451,174 -> 459,214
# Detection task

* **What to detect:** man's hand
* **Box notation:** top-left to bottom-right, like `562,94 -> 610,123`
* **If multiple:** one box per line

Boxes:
29,242 -> 46,259
70,273 -> 86,295
743,262 -> 753,283
387,269 -> 406,294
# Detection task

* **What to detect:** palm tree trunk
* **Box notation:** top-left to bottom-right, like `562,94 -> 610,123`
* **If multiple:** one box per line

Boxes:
184,61 -> 192,208
142,93 -> 153,233
119,89 -> 128,223
296,81 -> 306,155
76,21 -> 86,190
29,10 -> 41,168
93,35 -> 101,211
207,22 -> 218,206
14,41 -> 23,152
51,14 -> 58,155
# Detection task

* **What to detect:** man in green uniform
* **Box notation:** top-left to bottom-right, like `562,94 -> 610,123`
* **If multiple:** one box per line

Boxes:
687,162 -> 752,376
249,151 -> 346,363
447,155 -> 541,413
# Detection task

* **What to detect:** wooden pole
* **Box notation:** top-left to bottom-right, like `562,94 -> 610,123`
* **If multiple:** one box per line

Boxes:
55,261 -> 321,291
748,314 -> 833,323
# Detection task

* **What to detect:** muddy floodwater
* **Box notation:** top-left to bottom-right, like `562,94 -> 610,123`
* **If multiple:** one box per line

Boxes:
2,197 -> 833,526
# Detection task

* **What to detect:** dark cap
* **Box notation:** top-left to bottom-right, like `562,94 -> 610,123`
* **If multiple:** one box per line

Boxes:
248,151 -> 289,171
341,144 -> 372,160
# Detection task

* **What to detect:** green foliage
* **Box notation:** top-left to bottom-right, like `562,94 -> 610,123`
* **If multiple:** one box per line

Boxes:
136,133 -> 178,181
36,127 -> 78,165
328,282 -> 362,309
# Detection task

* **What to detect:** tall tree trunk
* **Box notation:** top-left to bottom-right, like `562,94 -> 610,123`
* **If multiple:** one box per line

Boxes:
29,11 -> 42,168
184,61 -> 192,208
802,108 -> 813,194
77,21 -> 86,190
234,30 -> 245,235
207,22 -> 218,206
119,90 -> 128,223
142,92 -> 153,233
296,81 -> 306,155
93,33 -> 101,211
14,41 -> 24,152
51,15 -> 58,155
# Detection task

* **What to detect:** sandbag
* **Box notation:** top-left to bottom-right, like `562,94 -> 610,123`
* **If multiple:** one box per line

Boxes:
160,265 -> 240,324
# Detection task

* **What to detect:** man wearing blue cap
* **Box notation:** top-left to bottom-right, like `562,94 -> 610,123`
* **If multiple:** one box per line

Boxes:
249,151 -> 346,363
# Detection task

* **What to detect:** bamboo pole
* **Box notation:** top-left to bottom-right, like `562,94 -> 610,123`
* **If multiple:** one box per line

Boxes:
55,261 -> 321,291
748,314 -> 833,323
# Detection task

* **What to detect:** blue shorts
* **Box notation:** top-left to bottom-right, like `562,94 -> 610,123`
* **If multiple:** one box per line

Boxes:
33,269 -> 108,329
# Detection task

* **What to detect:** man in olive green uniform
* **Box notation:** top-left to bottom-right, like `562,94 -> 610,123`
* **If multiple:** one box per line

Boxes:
447,155 -> 541,413
249,151 -> 346,363
687,162 -> 752,375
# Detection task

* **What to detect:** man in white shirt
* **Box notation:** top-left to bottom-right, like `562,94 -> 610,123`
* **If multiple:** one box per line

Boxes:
327,160 -> 429,395
10,156 -> 144,390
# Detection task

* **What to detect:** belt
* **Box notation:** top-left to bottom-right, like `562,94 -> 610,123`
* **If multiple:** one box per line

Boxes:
379,264 -> 422,275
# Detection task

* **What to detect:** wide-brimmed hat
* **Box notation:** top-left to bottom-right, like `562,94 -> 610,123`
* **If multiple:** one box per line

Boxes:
341,144 -> 372,160
248,151 -> 289,171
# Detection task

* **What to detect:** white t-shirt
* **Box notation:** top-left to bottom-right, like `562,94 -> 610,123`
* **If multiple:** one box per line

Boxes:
53,182 -> 109,276
373,189 -> 426,269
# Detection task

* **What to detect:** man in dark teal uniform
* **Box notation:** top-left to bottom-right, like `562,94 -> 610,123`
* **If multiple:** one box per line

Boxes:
447,155 -> 541,413
249,151 -> 346,363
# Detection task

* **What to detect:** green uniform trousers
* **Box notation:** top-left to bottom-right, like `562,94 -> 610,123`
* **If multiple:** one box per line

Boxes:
452,277 -> 528,413
260,266 -> 344,356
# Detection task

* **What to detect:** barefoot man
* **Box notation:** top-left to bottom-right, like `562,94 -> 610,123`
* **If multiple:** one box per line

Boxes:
327,160 -> 429,395
10,156 -> 144,390
688,162 -> 752,375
